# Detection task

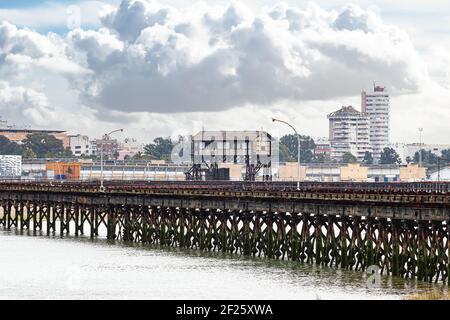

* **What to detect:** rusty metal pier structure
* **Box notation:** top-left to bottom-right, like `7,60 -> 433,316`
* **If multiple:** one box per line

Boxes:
1,181 -> 449,284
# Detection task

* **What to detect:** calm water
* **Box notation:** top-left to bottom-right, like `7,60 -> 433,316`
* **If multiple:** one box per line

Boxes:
0,230 -> 446,300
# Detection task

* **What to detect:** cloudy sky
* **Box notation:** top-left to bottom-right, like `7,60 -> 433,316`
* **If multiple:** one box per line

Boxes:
0,0 -> 449,144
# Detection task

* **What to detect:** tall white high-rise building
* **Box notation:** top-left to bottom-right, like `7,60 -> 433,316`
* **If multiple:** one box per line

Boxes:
362,85 -> 390,162
328,106 -> 372,162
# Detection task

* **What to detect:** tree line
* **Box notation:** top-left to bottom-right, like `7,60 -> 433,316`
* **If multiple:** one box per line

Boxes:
138,136 -> 450,167
279,135 -> 406,165
0,134 -> 73,159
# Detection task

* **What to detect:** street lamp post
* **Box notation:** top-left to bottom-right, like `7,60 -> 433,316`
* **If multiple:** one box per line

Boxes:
100,129 -> 124,192
419,128 -> 423,167
437,156 -> 441,183
272,118 -> 301,190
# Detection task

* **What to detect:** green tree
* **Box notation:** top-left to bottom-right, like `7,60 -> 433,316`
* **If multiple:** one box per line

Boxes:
144,137 -> 175,161
60,148 -> 74,158
279,134 -> 316,163
279,143 -> 294,162
22,148 -> 37,159
379,147 -> 402,165
341,152 -> 357,164
413,150 -> 438,166
362,151 -> 374,165
0,136 -> 23,155
23,133 -> 65,158
441,149 -> 450,164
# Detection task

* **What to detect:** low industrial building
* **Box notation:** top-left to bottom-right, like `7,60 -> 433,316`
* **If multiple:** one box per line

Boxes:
46,162 -> 81,180
274,163 -> 426,182
277,163 -> 307,181
80,162 -> 188,181
340,163 -> 368,182
20,159 -> 429,183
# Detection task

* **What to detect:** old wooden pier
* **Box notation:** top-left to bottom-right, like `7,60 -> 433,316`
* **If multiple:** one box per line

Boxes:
1,181 -> 449,283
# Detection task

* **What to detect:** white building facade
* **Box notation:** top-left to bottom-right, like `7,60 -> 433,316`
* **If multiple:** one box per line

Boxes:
69,135 -> 91,157
328,106 -> 372,162
89,140 -> 97,156
362,85 -> 390,162
0,155 -> 22,177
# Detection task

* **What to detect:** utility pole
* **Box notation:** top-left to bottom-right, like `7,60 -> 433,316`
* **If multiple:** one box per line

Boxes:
419,128 -> 423,167
438,157 -> 441,183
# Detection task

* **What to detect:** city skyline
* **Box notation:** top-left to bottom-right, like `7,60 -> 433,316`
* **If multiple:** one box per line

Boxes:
0,0 -> 449,144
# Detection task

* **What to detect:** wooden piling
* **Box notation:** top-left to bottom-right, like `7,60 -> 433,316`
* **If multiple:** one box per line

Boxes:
0,192 -> 449,284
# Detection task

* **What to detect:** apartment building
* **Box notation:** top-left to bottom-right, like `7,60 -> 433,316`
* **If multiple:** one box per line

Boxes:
362,85 -> 390,162
328,106 -> 372,162
95,137 -> 119,160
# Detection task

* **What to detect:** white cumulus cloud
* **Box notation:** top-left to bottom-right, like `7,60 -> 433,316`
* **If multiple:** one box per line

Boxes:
0,0 -> 448,143
0,81 -> 57,126
0,21 -> 88,80
62,0 -> 430,114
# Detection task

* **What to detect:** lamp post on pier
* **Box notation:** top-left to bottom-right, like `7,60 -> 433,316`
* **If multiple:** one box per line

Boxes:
419,128 -> 423,167
272,118 -> 301,190
100,129 -> 124,192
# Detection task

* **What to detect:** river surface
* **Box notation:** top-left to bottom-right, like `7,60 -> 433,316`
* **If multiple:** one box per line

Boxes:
0,230 -> 446,300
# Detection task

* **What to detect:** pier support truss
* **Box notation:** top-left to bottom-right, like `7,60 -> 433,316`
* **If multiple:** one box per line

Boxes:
1,199 -> 449,284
